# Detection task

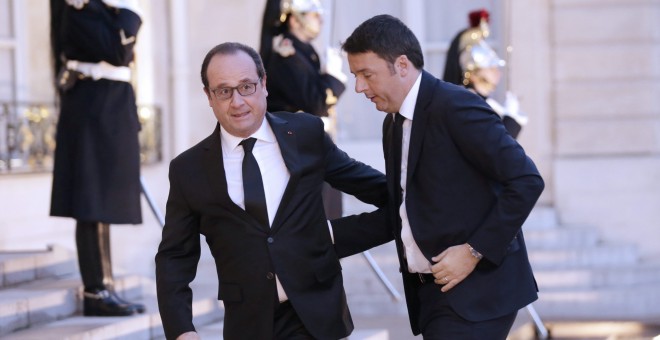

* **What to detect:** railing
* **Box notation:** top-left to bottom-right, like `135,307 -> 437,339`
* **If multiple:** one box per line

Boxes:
0,101 -> 162,174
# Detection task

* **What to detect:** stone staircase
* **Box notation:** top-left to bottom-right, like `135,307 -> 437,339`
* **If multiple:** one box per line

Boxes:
4,203 -> 657,339
0,244 -> 389,339
524,207 -> 660,321
341,200 -> 660,325
0,245 -> 223,339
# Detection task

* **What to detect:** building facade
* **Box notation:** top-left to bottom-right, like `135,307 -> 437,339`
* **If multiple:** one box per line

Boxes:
0,0 -> 658,272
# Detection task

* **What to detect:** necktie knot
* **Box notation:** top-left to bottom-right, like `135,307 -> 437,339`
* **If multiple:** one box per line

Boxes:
240,137 -> 257,153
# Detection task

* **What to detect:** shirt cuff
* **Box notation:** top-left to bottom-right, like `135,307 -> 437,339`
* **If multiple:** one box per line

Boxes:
327,220 -> 335,244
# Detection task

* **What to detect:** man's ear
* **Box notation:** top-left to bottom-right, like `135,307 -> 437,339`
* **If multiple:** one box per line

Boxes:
261,75 -> 268,97
203,87 -> 213,106
396,55 -> 410,77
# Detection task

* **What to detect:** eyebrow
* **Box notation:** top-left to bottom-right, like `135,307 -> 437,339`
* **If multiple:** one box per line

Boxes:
351,68 -> 372,75
216,77 -> 259,88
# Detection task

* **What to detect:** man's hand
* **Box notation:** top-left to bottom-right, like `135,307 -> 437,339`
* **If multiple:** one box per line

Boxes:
176,331 -> 200,340
102,0 -> 143,16
430,243 -> 480,292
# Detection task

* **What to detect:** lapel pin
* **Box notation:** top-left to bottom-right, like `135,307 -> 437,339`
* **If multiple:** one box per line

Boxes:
287,131 -> 293,135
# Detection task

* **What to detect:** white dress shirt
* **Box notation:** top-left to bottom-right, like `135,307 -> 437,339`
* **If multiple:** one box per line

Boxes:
396,73 -> 433,274
220,118 -> 291,301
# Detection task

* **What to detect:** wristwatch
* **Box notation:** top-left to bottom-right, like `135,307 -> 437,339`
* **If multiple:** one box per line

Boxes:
467,244 -> 483,260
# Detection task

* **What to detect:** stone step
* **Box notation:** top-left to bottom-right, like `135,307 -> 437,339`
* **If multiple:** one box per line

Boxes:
525,227 -> 600,249
0,245 -> 76,288
0,274 -> 146,336
529,244 -> 639,269
535,262 -> 660,290
4,291 -> 222,340
522,205 -> 560,230
534,283 -> 660,320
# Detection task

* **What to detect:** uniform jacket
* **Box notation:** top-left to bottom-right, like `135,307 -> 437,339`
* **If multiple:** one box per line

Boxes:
155,112 -> 387,339
265,32 -> 345,117
333,71 -> 544,335
50,0 -> 142,224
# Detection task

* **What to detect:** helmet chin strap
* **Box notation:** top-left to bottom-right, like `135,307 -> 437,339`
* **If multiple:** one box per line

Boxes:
466,73 -> 497,97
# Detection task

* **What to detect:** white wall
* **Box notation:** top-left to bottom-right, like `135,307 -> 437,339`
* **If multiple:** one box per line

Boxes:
551,0 -> 660,257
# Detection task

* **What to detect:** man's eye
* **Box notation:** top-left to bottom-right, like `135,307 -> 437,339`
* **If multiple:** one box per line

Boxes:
219,88 -> 232,95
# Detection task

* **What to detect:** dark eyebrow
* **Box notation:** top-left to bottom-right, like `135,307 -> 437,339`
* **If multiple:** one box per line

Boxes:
217,78 -> 259,88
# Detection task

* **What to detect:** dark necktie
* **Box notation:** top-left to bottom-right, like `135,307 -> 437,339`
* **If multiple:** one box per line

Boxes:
240,138 -> 269,228
391,113 -> 405,205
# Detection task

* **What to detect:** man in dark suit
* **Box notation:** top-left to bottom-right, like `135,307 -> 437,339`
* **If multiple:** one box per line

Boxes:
155,42 -> 387,340
334,15 -> 545,339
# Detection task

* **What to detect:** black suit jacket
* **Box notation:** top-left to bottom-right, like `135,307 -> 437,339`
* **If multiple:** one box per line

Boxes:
334,71 -> 544,335
155,112 -> 387,340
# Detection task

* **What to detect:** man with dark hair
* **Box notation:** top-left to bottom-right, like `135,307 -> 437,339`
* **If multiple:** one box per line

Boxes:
155,41 -> 388,340
335,14 -> 545,339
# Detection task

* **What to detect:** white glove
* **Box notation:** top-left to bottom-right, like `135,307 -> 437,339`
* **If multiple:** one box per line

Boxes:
324,47 -> 347,83
65,0 -> 89,9
102,0 -> 143,17
504,91 -> 528,125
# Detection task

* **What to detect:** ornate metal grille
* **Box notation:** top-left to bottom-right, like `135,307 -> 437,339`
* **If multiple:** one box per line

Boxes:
0,102 -> 162,174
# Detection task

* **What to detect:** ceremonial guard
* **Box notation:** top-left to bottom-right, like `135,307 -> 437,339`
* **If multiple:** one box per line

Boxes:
260,0 -> 347,218
443,9 -> 528,139
49,0 -> 145,316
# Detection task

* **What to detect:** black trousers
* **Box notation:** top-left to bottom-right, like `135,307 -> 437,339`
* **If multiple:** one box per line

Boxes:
76,221 -> 114,291
274,300 -> 314,340
416,282 -> 517,340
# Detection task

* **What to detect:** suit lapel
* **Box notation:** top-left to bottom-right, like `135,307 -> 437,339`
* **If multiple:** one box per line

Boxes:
406,71 -> 435,185
265,113 -> 301,233
202,123 -> 261,229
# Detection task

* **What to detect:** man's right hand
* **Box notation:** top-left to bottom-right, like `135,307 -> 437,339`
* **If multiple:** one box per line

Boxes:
176,331 -> 200,340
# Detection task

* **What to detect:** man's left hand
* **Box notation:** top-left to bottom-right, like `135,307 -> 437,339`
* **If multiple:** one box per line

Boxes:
430,243 -> 480,292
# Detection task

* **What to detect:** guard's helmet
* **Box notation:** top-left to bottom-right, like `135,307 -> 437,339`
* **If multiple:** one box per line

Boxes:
457,9 -> 505,85
460,40 -> 506,73
280,0 -> 323,22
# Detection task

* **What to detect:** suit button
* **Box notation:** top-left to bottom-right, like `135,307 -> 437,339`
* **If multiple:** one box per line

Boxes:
266,272 -> 275,280
267,237 -> 274,243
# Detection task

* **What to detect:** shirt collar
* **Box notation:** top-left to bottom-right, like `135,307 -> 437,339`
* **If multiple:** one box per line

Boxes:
396,73 -> 422,121
219,115 -> 276,153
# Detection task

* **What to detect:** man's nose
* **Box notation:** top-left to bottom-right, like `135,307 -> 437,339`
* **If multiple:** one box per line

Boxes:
354,78 -> 367,93
229,89 -> 244,106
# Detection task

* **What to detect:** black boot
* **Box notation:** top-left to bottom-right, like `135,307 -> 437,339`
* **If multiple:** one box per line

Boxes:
83,289 -> 139,316
98,223 -> 146,314
76,221 -> 145,316
106,290 -> 146,314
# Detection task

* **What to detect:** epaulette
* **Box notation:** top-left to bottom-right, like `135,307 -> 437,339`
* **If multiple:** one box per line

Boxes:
273,34 -> 295,58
